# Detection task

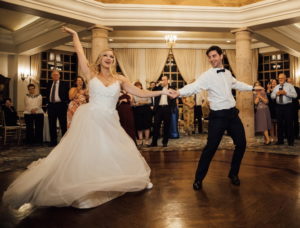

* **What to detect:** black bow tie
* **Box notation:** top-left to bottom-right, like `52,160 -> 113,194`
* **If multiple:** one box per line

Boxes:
216,69 -> 225,74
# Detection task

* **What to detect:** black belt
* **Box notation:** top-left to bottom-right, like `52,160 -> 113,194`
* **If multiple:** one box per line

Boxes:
159,105 -> 168,107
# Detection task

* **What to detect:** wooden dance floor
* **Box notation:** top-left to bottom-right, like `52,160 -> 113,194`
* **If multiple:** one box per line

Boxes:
0,148 -> 300,227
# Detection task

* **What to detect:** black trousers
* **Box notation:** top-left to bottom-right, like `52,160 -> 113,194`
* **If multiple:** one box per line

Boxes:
276,103 -> 294,144
24,113 -> 44,144
291,103 -> 299,138
195,107 -> 246,181
194,105 -> 203,133
151,106 -> 171,145
48,102 -> 68,145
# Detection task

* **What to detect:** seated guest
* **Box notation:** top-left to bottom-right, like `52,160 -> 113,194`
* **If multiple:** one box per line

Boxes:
2,98 -> 18,126
253,81 -> 272,145
117,90 -> 136,143
24,84 -> 44,145
67,76 -> 88,128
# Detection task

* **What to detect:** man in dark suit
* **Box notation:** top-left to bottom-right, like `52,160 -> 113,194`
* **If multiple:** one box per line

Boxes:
287,77 -> 300,139
149,75 -> 176,147
46,70 -> 69,146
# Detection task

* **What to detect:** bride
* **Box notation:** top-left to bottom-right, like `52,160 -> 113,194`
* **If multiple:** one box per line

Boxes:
3,26 -> 172,209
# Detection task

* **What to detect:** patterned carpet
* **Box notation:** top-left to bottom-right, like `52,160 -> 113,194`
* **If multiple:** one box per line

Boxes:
0,134 -> 299,173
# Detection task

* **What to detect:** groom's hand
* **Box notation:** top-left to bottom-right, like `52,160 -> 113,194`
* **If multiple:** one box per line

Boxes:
167,89 -> 180,99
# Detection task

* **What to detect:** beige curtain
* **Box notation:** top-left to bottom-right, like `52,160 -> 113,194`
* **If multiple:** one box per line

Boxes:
252,49 -> 259,84
114,48 -> 142,82
145,48 -> 169,83
290,55 -> 300,86
225,49 -> 237,76
30,53 -> 41,92
173,49 -> 196,83
195,50 -> 210,78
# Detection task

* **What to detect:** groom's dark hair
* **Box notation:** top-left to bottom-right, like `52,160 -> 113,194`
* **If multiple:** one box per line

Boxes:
206,46 -> 223,56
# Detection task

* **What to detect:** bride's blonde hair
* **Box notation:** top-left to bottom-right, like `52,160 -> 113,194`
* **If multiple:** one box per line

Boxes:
90,49 -> 119,79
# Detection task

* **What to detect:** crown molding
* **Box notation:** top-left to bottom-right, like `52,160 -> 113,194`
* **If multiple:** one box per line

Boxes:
2,0 -> 300,30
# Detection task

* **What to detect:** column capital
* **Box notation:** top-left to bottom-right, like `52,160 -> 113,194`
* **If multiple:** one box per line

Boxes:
89,24 -> 113,32
231,27 -> 254,34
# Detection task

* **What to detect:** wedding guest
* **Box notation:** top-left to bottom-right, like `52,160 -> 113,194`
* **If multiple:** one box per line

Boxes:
287,77 -> 300,139
271,73 -> 297,146
182,95 -> 195,135
266,79 -> 278,142
24,84 -> 44,145
46,70 -> 69,146
194,91 -> 205,134
133,81 -> 152,146
2,98 -> 18,126
67,76 -> 88,128
169,99 -> 179,139
253,81 -> 272,145
149,75 -> 176,147
117,90 -> 136,142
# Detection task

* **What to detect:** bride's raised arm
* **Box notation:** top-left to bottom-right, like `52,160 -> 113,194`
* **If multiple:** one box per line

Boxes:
62,26 -> 92,80
119,75 -> 172,98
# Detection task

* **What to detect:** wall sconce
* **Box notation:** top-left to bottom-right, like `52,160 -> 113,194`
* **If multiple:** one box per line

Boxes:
165,34 -> 177,48
20,73 -> 32,83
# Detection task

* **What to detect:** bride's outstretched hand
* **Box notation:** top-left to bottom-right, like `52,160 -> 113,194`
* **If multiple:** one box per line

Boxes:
62,26 -> 77,35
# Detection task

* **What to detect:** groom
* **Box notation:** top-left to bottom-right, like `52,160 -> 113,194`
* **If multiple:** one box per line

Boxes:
170,45 -> 259,190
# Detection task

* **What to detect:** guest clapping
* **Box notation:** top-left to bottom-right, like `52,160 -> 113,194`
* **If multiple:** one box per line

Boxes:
67,76 -> 88,128
253,81 -> 272,145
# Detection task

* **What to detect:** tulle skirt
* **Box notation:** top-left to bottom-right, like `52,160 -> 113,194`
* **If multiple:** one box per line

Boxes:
3,103 -> 151,209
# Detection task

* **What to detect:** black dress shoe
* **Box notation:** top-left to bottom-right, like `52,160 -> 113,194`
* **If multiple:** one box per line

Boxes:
147,144 -> 157,147
163,144 -> 168,147
193,180 -> 202,190
275,142 -> 284,145
288,143 -> 294,146
228,175 -> 240,186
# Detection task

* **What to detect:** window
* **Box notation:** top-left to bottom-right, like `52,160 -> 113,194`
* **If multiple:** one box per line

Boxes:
40,50 -> 78,109
258,52 -> 290,88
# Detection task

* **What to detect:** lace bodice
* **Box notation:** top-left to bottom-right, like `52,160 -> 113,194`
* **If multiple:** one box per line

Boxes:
88,77 -> 120,111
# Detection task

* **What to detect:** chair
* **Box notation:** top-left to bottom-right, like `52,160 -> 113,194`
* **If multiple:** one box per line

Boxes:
17,111 -> 27,144
0,111 -> 21,145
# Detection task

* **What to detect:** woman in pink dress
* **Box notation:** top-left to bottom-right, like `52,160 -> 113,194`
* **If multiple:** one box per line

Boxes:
67,76 -> 88,128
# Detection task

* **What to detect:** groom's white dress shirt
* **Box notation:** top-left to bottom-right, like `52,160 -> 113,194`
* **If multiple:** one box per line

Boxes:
179,68 -> 253,111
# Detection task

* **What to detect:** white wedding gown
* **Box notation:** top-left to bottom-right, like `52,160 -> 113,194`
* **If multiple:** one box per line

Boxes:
3,77 -> 151,209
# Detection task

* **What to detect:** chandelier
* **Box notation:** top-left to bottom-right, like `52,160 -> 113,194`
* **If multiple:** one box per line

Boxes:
165,34 -> 177,48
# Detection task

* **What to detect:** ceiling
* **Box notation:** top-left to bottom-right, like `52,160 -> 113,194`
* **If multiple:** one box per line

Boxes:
0,8 -> 39,32
97,0 -> 264,7
1,0 -> 300,56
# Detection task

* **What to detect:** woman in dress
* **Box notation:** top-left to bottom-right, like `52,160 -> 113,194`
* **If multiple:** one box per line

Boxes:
266,79 -> 278,142
67,76 -> 88,128
132,81 -> 152,147
253,81 -> 272,145
3,26 -> 172,210
182,95 -> 195,136
117,89 -> 136,142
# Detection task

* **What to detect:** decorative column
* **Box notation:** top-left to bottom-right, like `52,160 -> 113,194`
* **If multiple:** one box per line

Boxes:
90,25 -> 113,63
232,27 -> 255,142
